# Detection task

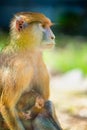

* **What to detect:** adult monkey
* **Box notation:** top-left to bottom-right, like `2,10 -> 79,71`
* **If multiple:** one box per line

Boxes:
0,12 -> 62,130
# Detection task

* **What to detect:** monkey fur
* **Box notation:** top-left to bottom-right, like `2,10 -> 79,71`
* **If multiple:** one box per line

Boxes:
0,12 -> 62,130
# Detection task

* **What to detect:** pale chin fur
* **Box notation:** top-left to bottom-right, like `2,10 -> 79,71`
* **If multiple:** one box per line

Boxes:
39,41 -> 55,50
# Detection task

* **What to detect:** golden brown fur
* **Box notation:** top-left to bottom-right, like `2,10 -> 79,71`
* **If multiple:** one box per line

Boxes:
0,12 -> 56,130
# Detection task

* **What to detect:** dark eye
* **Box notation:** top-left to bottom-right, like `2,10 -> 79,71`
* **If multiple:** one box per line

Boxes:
42,24 -> 45,28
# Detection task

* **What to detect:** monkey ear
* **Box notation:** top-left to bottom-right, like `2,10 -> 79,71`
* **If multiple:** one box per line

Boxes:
15,16 -> 28,31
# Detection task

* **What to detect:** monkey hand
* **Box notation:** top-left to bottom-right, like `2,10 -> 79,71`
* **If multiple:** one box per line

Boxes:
35,96 -> 45,109
22,111 -> 32,120
21,96 -> 45,120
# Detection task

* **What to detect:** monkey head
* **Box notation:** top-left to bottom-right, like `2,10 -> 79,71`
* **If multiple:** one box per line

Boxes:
10,12 -> 55,50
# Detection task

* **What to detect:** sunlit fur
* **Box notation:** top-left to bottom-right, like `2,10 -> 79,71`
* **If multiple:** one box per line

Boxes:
0,12 -> 55,130
8,12 -> 53,52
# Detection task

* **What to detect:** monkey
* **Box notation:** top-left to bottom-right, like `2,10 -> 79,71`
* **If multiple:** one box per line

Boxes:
0,12 -> 62,130
0,90 -> 62,130
16,90 -> 62,130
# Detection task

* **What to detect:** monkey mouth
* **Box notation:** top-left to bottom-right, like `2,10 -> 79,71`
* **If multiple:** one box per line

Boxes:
47,43 -> 55,48
40,43 -> 55,50
47,41 -> 56,47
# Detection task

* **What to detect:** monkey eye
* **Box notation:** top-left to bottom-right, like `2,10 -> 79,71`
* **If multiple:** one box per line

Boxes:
39,23 -> 46,31
41,23 -> 52,29
41,24 -> 46,28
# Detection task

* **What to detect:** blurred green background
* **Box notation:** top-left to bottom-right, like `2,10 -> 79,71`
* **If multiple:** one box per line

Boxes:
0,0 -> 87,75
0,1 -> 87,130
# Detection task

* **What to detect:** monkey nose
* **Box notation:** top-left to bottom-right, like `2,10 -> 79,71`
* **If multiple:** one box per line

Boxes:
51,34 -> 55,40
51,36 -> 55,40
49,29 -> 55,40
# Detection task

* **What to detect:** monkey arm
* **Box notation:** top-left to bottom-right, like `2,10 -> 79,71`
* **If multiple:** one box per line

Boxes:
0,54 -> 33,130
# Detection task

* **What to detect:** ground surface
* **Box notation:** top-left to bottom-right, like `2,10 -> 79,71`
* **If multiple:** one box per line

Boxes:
50,72 -> 87,130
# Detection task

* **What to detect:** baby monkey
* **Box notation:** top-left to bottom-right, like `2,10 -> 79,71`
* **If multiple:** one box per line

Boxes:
0,12 -> 57,130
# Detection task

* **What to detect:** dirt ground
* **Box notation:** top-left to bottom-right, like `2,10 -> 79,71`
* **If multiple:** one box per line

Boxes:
50,75 -> 87,130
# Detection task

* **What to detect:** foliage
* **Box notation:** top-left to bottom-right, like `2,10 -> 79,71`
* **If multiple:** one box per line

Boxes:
44,36 -> 87,75
0,32 -> 9,51
56,11 -> 84,35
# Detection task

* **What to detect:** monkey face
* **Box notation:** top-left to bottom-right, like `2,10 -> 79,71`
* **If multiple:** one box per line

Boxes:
11,12 -> 55,49
38,23 -> 55,49
23,22 -> 55,49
